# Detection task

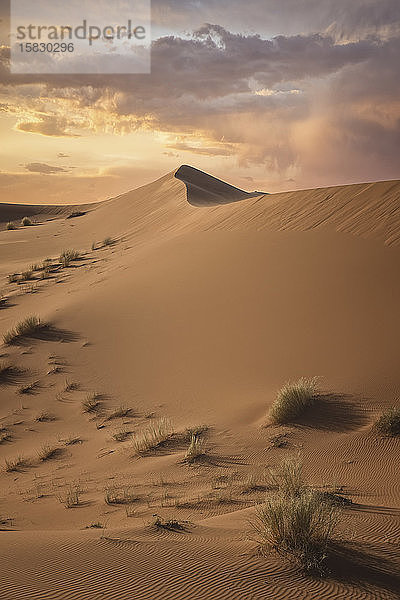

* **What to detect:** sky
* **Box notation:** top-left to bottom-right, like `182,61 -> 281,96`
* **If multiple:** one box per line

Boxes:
0,0 -> 399,204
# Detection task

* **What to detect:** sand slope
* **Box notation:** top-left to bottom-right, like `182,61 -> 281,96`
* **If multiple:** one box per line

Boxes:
0,166 -> 399,599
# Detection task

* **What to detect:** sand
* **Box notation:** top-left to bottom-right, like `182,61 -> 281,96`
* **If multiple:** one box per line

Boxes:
0,165 -> 399,599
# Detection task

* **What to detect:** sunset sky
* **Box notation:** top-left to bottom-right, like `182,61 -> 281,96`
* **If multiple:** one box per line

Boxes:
0,0 -> 399,204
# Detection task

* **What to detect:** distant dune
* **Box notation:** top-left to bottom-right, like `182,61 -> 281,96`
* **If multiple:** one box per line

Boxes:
0,166 -> 399,600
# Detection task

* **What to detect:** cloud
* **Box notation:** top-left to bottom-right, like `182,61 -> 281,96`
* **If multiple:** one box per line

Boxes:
24,162 -> 70,174
16,115 -> 80,137
166,140 -> 235,156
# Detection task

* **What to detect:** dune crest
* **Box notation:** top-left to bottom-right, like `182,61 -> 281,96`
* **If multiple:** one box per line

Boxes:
175,164 -> 263,206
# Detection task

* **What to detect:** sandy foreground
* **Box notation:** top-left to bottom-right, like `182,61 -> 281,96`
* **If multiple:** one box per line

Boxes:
0,165 -> 399,599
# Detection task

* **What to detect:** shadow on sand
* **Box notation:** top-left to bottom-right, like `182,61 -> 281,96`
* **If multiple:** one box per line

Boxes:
327,540 -> 400,597
294,393 -> 368,433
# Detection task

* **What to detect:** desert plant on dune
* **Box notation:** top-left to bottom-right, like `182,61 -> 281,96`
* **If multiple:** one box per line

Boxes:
64,379 -> 79,392
67,210 -> 85,219
6,222 -> 17,230
151,515 -> 187,531
269,377 -> 319,424
21,217 -> 32,226
184,433 -> 207,463
112,428 -> 131,442
18,380 -> 39,394
253,490 -> 338,574
251,456 -> 339,574
106,406 -> 132,420
269,456 -> 305,498
35,411 -> 56,423
3,315 -> 42,345
0,428 -> 11,444
104,485 -> 137,505
4,455 -> 29,472
131,418 -> 173,455
183,424 -> 208,441
59,249 -> 80,267
57,484 -> 81,508
82,392 -> 102,413
20,270 -> 34,282
86,522 -> 104,529
374,407 -> 400,437
37,443 -> 61,461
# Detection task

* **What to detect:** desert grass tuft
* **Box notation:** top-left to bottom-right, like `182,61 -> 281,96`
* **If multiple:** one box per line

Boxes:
20,270 -> 34,282
67,211 -> 85,219
61,434 -> 82,446
374,407 -> 400,437
104,485 -> 137,505
86,522 -> 104,529
59,249 -> 80,267
37,443 -> 62,461
6,222 -> 17,230
268,456 -> 305,498
112,428 -> 131,442
21,217 -> 32,226
57,484 -> 81,508
131,418 -> 173,455
64,379 -> 79,392
82,392 -> 102,413
3,315 -> 42,345
106,405 -> 132,420
35,411 -> 56,423
269,377 -> 319,424
151,515 -> 187,531
184,433 -> 207,463
18,380 -> 39,394
251,456 -> 339,574
4,455 -> 29,472
0,429 -> 11,444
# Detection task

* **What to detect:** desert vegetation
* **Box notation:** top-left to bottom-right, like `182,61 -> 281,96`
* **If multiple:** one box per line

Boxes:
374,407 -> 400,437
112,428 -> 131,442
3,315 -> 43,345
184,433 -> 207,463
104,485 -> 137,505
81,393 -> 102,413
6,222 -> 17,230
21,217 -> 32,226
57,485 -> 81,508
35,411 -> 56,423
106,406 -> 132,420
59,249 -> 80,267
37,443 -> 62,462
4,455 -> 30,472
131,418 -> 173,455
269,377 -> 319,424
251,457 -> 339,573
152,515 -> 187,531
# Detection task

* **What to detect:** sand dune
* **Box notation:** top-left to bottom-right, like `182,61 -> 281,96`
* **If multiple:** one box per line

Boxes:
0,166 -> 399,599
